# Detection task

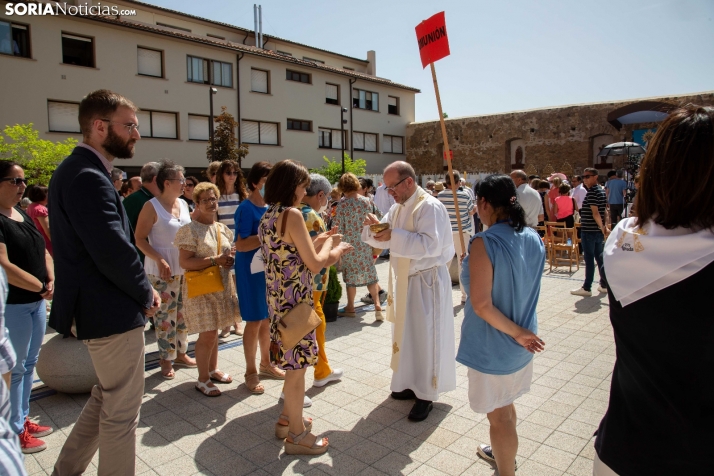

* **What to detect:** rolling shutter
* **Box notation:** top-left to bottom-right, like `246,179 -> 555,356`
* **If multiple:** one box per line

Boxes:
188,115 -> 209,140
137,48 -> 162,77
136,110 -> 151,137
251,69 -> 268,93
48,102 -> 80,133
326,84 -> 338,101
151,112 -> 177,139
393,136 -> 403,154
365,133 -> 377,152
260,122 -> 278,145
242,120 -> 260,144
383,135 -> 392,153
353,132 -> 364,150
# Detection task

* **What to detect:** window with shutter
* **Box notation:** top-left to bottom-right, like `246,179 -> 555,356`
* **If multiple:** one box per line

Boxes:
260,122 -> 278,145
365,133 -> 377,152
326,83 -> 339,105
383,135 -> 392,153
318,129 -> 331,148
352,88 -> 380,111
151,112 -> 177,139
242,121 -> 260,144
136,111 -> 151,137
333,130 -> 343,149
221,62 -> 232,87
393,136 -> 403,154
286,69 -> 310,83
48,101 -> 80,133
371,92 -> 379,111
137,47 -> 162,77
251,69 -> 268,93
388,96 -> 399,115
353,132 -> 364,150
61,33 -> 93,67
188,115 -> 210,141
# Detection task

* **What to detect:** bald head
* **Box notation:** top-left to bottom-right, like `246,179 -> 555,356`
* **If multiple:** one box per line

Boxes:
510,169 -> 528,187
384,161 -> 416,181
383,161 -> 417,204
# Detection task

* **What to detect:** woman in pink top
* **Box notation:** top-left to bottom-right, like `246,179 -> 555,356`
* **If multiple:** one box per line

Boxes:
546,176 -> 562,221
26,186 -> 52,256
553,183 -> 577,228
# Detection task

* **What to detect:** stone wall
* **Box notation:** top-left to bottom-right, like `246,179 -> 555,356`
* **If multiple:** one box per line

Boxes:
406,91 -> 714,176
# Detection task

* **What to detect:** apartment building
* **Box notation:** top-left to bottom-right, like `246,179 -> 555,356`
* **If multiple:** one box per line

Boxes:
0,0 -> 419,176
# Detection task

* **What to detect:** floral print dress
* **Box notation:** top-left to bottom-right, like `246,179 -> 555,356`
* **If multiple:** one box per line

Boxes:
334,195 -> 381,287
258,205 -> 318,370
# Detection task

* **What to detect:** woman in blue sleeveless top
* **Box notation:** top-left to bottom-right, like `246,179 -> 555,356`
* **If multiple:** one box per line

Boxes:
458,175 -> 546,476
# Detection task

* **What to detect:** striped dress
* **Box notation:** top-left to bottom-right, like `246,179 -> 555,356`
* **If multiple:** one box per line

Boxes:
217,193 -> 242,233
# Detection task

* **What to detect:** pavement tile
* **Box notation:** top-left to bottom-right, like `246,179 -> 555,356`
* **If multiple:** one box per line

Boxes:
425,449 -> 473,475
543,430 -> 590,455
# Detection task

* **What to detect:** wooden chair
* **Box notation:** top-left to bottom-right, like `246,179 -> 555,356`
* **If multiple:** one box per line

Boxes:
546,223 -> 579,272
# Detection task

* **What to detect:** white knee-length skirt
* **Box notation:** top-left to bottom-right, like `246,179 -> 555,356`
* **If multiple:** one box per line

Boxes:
467,360 -> 533,414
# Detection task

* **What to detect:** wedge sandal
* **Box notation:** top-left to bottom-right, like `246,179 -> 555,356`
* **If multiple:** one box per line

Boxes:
275,414 -> 313,439
284,428 -> 329,455
259,364 -> 286,380
244,373 -> 265,394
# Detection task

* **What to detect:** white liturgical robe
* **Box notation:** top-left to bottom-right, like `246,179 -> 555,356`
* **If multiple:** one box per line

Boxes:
361,187 -> 457,401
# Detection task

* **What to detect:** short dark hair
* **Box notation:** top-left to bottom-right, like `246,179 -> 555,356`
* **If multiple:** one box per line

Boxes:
538,180 -> 551,190
28,185 -> 48,203
444,171 -> 461,187
185,176 -> 199,187
156,159 -> 185,193
607,170 -> 617,178
264,160 -> 310,206
637,104 -> 714,230
573,175 -> 582,182
583,168 -> 598,177
246,161 -> 272,191
78,89 -> 137,137
475,174 -> 527,232
0,160 -> 20,179
558,183 -> 571,195
215,160 -> 247,199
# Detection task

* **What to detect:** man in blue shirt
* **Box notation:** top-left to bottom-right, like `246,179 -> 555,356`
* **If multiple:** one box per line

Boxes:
605,170 -> 627,225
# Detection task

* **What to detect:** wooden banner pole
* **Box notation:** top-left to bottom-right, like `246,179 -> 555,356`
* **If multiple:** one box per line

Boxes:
430,62 -> 466,255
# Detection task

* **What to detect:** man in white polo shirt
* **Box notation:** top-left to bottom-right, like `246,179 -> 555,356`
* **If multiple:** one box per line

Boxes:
510,169 -> 544,228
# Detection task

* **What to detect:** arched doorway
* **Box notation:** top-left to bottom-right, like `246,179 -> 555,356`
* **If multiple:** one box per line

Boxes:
505,138 -> 525,172
591,134 -> 615,170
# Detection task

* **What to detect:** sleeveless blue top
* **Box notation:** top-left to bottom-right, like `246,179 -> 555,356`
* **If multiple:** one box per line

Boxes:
457,222 -> 545,375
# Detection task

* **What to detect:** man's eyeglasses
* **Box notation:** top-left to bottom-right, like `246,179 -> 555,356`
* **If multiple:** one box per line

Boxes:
167,178 -> 186,185
200,197 -> 218,205
0,177 -> 28,186
100,119 -> 139,133
583,174 -> 597,179
385,176 -> 408,192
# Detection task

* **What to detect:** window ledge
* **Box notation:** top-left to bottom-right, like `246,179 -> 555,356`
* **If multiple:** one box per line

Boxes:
188,139 -> 210,142
388,113 -> 401,116
325,102 -> 341,107
141,137 -> 180,141
136,74 -> 168,81
243,143 -> 283,147
184,81 -> 234,90
0,54 -> 35,62
249,91 -> 272,95
287,129 -> 314,133
47,130 -> 81,135
353,108 -> 380,114
285,80 -> 312,85
60,63 -> 99,70
383,152 -> 405,155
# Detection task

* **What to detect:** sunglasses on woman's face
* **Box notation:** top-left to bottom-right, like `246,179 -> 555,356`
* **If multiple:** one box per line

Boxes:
224,171 -> 238,176
0,177 -> 28,186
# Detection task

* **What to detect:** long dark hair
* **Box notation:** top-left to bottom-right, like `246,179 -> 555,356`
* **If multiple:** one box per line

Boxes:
215,160 -> 247,199
476,174 -> 527,232
0,160 -> 20,179
637,104 -> 714,230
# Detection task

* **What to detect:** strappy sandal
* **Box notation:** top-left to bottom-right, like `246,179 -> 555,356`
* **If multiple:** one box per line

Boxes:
275,414 -> 313,439
160,360 -> 175,380
195,379 -> 221,397
284,428 -> 329,455
259,363 -> 286,380
209,370 -> 233,383
244,373 -> 264,394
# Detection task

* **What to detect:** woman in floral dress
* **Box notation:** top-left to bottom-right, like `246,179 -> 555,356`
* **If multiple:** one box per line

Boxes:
333,173 -> 383,319
259,160 -> 352,455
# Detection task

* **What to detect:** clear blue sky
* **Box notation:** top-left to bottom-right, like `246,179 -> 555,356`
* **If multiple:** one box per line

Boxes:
142,0 -> 714,122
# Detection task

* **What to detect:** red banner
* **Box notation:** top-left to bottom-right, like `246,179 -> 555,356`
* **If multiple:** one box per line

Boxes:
415,12 -> 450,68
443,150 -> 453,160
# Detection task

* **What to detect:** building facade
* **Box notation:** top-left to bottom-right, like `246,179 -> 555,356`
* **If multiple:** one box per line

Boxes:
0,0 -> 418,176
407,91 -> 714,177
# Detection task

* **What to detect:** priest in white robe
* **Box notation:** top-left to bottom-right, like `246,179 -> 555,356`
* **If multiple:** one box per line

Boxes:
362,161 -> 457,421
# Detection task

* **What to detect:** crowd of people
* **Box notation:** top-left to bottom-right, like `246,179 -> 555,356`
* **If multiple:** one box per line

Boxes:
0,88 -> 710,476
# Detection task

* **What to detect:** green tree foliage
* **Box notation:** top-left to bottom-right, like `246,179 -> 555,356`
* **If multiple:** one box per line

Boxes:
0,123 -> 77,185
310,153 -> 366,185
206,106 -> 249,168
442,112 -> 449,119
325,266 -> 342,304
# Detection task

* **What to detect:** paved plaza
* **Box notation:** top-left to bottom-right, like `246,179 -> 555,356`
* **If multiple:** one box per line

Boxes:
24,258 -> 613,476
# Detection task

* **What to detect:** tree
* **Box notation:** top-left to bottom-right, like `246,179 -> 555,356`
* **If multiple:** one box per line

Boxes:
0,123 -> 77,185
442,112 -> 449,119
206,106 -> 249,168
310,153 -> 366,185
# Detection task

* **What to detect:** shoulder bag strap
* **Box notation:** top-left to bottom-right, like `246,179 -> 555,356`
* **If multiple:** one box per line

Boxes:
280,207 -> 292,238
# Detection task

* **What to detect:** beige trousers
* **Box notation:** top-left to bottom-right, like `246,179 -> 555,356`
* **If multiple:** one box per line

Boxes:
52,326 -> 145,476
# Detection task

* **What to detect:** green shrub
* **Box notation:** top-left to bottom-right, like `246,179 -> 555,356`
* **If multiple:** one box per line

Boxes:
324,266 -> 342,303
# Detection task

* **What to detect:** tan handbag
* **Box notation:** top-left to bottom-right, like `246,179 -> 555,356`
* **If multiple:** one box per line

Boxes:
277,302 -> 322,350
184,223 -> 225,299
274,207 -> 322,349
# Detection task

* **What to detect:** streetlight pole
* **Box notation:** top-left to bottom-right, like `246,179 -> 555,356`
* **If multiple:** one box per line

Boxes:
340,107 -> 347,174
209,87 -> 217,161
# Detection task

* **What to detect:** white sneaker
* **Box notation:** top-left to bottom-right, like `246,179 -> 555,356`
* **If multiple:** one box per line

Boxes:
597,285 -> 608,293
279,392 -> 312,408
313,368 -> 344,388
570,288 -> 592,297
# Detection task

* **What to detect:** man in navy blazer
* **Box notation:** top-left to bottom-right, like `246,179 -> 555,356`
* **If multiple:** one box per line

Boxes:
49,90 -> 160,476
